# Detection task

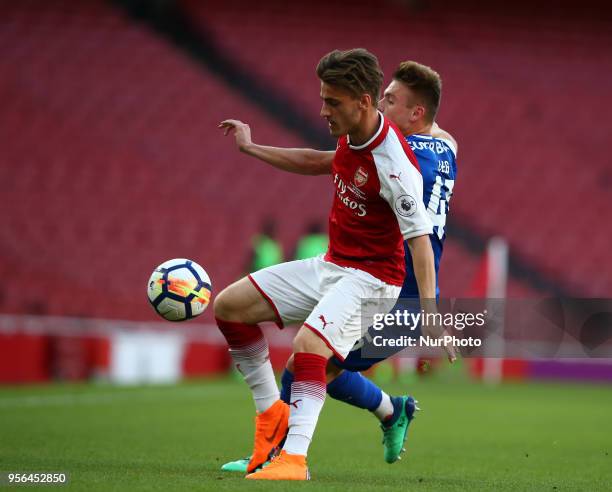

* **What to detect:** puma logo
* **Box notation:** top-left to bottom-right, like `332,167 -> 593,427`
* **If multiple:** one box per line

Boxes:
290,399 -> 303,409
319,315 -> 333,330
390,172 -> 402,180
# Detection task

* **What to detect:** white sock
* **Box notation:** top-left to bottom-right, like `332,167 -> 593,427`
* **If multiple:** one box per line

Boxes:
373,391 -> 394,422
229,337 -> 279,413
283,381 -> 326,456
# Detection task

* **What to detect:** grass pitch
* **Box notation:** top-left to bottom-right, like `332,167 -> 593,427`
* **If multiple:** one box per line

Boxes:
1,372 -> 611,491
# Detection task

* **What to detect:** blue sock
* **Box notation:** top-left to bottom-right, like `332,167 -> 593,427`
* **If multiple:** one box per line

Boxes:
326,370 -> 382,411
280,368 -> 294,404
281,368 -> 383,412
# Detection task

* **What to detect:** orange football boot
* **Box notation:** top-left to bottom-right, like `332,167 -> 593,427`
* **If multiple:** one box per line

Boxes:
247,399 -> 290,473
245,450 -> 310,481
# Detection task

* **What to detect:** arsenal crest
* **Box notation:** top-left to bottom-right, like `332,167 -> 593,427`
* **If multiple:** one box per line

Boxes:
354,166 -> 368,187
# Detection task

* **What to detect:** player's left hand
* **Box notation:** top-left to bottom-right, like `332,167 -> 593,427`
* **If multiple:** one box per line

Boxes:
218,119 -> 253,152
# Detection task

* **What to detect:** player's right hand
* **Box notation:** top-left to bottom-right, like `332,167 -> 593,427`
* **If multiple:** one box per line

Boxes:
218,119 -> 253,152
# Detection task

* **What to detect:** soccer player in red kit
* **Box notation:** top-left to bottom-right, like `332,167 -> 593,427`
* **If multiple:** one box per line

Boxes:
215,49 -> 444,480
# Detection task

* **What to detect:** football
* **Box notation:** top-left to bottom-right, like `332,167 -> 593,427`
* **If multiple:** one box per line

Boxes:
147,258 -> 212,321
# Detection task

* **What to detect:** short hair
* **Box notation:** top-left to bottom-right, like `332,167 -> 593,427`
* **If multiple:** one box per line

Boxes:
316,48 -> 384,104
392,61 -> 442,122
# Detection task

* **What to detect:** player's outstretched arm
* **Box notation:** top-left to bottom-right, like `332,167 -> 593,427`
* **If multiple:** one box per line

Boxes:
219,119 -> 333,175
431,122 -> 458,155
407,234 -> 457,363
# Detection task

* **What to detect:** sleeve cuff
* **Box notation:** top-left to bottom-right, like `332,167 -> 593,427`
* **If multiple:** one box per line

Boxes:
402,227 -> 433,240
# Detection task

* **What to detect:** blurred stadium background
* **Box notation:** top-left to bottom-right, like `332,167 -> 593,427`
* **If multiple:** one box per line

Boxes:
1,0 -> 611,384
0,1 -> 611,488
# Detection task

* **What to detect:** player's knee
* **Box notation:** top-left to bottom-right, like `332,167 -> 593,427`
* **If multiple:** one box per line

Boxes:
292,330 -> 308,353
286,354 -> 294,372
214,278 -> 271,324
292,327 -> 330,356
292,332 -> 305,353
292,329 -> 315,353
213,286 -> 239,321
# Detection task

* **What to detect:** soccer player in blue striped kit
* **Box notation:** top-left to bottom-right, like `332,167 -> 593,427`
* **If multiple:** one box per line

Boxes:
219,59 -> 457,474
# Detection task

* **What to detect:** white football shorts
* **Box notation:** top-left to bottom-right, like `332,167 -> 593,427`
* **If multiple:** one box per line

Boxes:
248,255 -> 400,360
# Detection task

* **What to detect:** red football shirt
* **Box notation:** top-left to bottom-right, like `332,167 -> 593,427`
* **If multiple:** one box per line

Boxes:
324,113 -> 433,286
